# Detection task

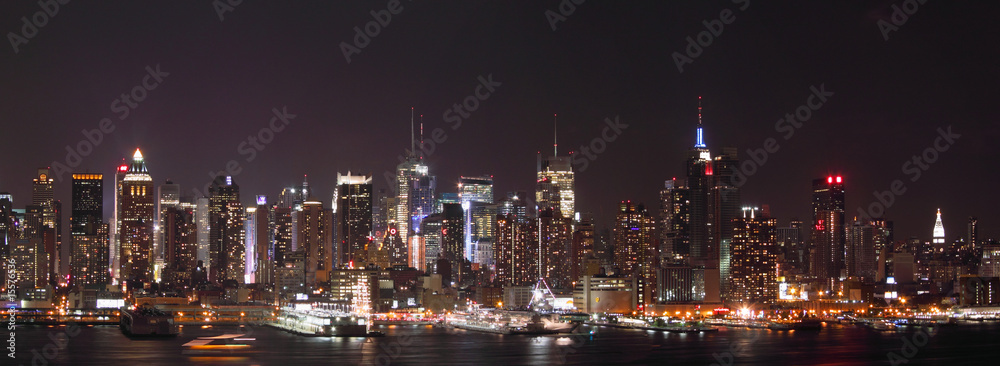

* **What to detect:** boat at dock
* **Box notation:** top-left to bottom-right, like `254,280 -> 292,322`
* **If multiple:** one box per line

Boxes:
268,306 -> 369,337
120,306 -> 178,337
446,309 -> 579,335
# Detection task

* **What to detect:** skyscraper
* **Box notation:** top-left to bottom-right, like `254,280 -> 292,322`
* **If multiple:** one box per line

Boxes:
539,207 -> 572,288
155,180 -> 181,260
810,175 -> 845,282
536,156 -> 575,220
70,174 -> 109,287
335,173 -> 373,266
441,203 -> 465,264
536,115 -> 575,220
163,204 -> 197,287
776,221 -> 805,276
110,162 -> 129,282
118,149 -> 155,284
420,213 -> 443,268
846,220 -> 879,281
395,110 -> 434,259
459,176 -> 494,264
208,175 -> 245,283
613,201 -> 655,278
247,196 -> 273,286
968,216 -> 978,249
297,200 -> 333,287
728,207 -> 777,305
494,191 -> 537,287
932,208 -> 945,247
32,168 -> 61,283
0,193 -> 13,283
660,178 -> 690,258
571,213 -> 595,282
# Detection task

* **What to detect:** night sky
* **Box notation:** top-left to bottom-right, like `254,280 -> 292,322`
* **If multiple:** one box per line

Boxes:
2,0 -> 998,250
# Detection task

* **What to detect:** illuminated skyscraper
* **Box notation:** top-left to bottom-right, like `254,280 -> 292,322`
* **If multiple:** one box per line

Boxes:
208,175 -> 245,283
247,196 -> 273,286
111,162 -> 128,282
660,178 -> 690,258
335,173 -> 373,266
728,207 -> 778,304
932,208 -> 945,246
777,220 -> 805,275
297,200 -> 333,287
571,213 -> 595,282
420,213 -> 443,267
163,205 -> 197,287
494,192 -> 536,286
155,180 -> 181,260
459,176 -> 494,263
810,175 -> 846,281
846,220 -> 879,281
613,201 -> 655,277
0,193 -> 12,283
396,110 -> 435,258
70,174 -> 109,287
118,149 -> 155,284
536,115 -> 575,220
685,104 -> 712,261
968,217 -> 978,250
11,238 -> 47,288
195,197 -> 210,265
441,203 -> 464,263
536,156 -> 575,220
539,207 -> 572,287
32,168 -> 61,283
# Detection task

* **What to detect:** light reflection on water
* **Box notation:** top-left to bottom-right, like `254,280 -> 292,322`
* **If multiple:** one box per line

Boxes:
8,322 -> 1000,365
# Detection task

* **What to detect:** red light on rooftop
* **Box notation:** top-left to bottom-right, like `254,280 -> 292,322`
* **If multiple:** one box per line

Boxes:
118,165 -> 128,172
827,176 -> 833,184
836,176 -> 842,183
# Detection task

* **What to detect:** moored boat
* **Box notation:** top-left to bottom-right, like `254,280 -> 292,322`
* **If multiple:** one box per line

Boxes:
120,306 -> 178,337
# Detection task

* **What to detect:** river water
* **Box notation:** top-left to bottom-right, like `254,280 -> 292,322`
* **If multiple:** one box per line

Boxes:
8,321 -> 1000,365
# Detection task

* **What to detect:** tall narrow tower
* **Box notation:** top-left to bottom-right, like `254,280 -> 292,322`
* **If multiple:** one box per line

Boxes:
932,208 -> 945,246
118,149 -> 155,285
536,114 -> 575,219
810,175 -> 845,281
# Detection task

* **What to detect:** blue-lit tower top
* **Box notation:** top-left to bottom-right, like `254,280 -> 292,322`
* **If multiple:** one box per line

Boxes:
694,96 -> 707,148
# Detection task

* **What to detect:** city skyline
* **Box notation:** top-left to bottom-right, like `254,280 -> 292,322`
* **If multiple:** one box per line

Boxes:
3,2 -> 1000,365
0,2 -> 996,246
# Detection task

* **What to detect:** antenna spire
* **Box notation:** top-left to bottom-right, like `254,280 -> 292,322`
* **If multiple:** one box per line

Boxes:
419,114 -> 424,160
698,96 -> 703,126
410,107 -> 415,156
695,96 -> 707,148
553,113 -> 558,156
